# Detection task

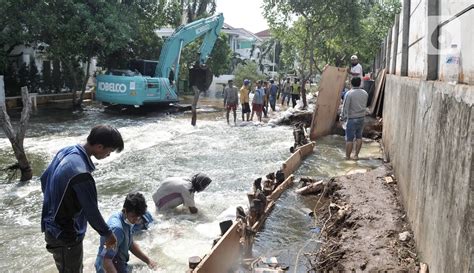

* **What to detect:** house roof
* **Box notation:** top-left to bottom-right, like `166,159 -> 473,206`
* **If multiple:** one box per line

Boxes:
254,29 -> 271,38
221,23 -> 262,42
223,23 -> 234,29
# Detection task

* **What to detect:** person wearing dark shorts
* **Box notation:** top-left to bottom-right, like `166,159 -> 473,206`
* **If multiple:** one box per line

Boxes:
224,79 -> 239,124
240,79 -> 251,121
242,102 -> 250,116
251,80 -> 265,122
341,77 -> 368,160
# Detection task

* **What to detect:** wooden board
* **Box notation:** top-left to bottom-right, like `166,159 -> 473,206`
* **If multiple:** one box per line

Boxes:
297,141 -> 316,158
268,175 -> 294,202
309,66 -> 347,140
374,80 -> 386,117
252,200 -> 276,231
193,176 -> 295,273
369,68 -> 386,115
192,143 -> 314,273
282,150 -> 302,179
282,142 -> 315,178
193,221 -> 242,273
253,175 -> 294,231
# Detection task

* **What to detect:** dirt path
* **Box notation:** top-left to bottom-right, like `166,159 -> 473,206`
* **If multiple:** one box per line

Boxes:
307,164 -> 419,271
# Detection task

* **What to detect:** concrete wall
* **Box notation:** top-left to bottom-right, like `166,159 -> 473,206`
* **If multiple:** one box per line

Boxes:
382,74 -> 473,273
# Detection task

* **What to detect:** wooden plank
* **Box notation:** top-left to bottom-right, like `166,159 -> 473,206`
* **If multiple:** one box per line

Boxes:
192,142 -> 314,273
282,150 -> 302,179
252,200 -> 276,231
193,221 -> 242,273
375,80 -> 386,117
309,66 -> 347,140
369,68 -> 386,115
194,176 -> 295,273
297,142 -> 315,158
282,142 -> 315,178
251,176 -> 294,231
268,175 -> 294,202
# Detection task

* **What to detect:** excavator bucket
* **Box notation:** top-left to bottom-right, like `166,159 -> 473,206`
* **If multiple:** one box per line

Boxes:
189,64 -> 213,92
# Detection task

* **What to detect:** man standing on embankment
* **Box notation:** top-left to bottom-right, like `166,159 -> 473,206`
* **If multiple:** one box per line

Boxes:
341,77 -> 368,160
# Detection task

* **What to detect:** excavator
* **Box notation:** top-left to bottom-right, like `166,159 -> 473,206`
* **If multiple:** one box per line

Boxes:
95,13 -> 224,107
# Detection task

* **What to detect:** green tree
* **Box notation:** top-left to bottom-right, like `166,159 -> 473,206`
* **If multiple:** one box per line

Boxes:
165,0 -> 184,27
179,33 -> 231,80
262,0 -> 399,107
205,33 -> 232,76
233,62 -> 264,90
185,0 -> 216,22
358,0 -> 401,70
263,0 -> 361,107
0,0 -> 44,74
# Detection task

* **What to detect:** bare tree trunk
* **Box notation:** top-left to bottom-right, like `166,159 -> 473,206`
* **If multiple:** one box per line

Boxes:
300,35 -> 309,109
301,34 -> 315,109
191,86 -> 201,126
63,58 -> 79,109
76,57 -> 91,108
0,80 -> 33,182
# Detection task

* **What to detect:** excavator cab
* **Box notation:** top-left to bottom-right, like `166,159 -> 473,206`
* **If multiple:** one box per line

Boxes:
188,62 -> 213,92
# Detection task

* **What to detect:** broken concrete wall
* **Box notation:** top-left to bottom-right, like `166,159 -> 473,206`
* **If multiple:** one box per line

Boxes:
382,74 -> 473,273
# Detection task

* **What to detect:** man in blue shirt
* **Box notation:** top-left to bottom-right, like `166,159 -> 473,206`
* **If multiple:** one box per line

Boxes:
95,193 -> 157,273
41,125 -> 124,272
268,79 -> 278,111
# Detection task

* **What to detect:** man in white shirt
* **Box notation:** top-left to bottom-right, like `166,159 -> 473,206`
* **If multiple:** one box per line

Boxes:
152,173 -> 211,214
348,55 -> 363,79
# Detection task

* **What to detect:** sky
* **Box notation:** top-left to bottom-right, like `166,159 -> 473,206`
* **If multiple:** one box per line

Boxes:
215,0 -> 269,33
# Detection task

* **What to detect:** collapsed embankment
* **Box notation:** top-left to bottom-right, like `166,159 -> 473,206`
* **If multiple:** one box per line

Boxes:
305,165 -> 419,271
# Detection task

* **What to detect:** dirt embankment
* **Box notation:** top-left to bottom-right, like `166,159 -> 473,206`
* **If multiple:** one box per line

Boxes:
305,165 -> 420,272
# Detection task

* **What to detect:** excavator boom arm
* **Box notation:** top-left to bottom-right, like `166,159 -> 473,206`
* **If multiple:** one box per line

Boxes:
155,13 -> 224,81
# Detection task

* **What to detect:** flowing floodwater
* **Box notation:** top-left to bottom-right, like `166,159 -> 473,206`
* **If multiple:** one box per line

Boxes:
0,96 -> 382,273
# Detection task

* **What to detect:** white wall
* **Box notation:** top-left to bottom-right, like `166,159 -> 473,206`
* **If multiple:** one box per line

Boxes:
407,0 -> 427,78
390,0 -> 473,84
395,4 -> 404,75
438,0 -> 474,84
208,74 -> 234,95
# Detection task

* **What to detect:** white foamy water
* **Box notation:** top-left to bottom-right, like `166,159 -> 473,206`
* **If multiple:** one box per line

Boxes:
0,98 -> 383,272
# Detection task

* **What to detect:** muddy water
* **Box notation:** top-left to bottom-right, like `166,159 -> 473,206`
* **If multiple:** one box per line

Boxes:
0,96 -> 382,272
253,137 -> 383,272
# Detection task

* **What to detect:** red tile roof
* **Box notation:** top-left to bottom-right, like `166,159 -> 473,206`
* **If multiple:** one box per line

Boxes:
254,29 -> 271,38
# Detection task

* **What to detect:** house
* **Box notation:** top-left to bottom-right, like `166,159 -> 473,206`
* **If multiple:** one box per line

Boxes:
254,29 -> 271,41
156,23 -> 263,62
222,23 -> 263,60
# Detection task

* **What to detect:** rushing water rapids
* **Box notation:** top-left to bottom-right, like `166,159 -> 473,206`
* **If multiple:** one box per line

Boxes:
0,96 -> 382,272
